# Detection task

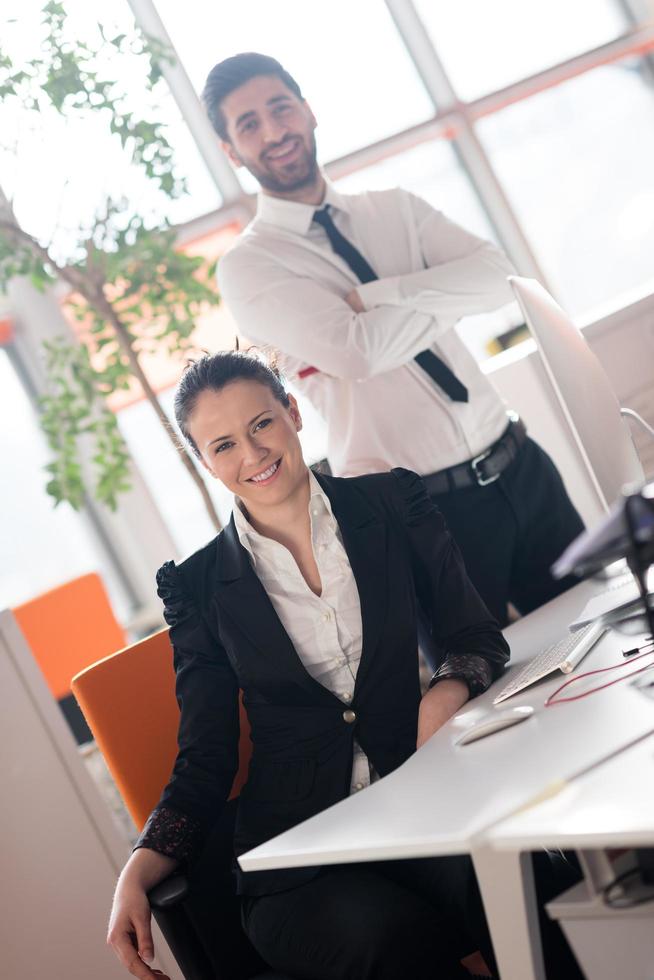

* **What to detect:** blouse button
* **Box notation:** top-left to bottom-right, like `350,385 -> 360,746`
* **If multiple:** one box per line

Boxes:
343,709 -> 357,724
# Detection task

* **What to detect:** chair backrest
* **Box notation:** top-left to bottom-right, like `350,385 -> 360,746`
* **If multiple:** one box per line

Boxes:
14,572 -> 126,701
71,629 -> 252,830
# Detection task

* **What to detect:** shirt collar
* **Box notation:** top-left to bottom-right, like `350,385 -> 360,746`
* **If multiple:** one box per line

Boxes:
307,469 -> 336,521
255,176 -> 351,236
233,470 -> 336,561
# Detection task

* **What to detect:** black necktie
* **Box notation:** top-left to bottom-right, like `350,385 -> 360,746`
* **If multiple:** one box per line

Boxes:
313,206 -> 468,402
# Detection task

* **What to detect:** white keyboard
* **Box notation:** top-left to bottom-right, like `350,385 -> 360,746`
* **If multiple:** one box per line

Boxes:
493,620 -> 607,705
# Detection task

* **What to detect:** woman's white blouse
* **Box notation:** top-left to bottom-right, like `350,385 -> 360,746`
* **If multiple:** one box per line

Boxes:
233,472 -> 376,794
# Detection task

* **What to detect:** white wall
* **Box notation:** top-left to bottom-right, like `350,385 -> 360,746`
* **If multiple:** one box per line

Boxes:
0,611 -> 183,980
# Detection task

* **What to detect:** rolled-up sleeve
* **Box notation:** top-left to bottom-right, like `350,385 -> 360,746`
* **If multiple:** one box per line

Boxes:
357,194 -> 516,335
218,246 -> 439,380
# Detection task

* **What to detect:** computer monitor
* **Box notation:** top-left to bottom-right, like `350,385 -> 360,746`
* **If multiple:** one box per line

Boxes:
510,276 -> 644,511
553,483 -> 654,579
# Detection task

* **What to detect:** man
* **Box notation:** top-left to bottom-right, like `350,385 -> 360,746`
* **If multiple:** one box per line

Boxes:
203,52 -> 584,628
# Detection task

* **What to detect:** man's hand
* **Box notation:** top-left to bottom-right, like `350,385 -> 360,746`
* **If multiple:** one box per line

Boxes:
416,678 -> 469,749
345,288 -> 364,313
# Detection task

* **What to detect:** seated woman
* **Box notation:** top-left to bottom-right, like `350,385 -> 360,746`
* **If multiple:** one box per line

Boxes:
107,350 -> 510,980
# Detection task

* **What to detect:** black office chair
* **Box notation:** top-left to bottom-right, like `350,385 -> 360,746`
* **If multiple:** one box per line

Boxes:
149,800 -> 294,980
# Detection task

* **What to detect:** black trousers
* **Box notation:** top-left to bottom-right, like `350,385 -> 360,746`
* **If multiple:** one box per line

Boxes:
242,851 -> 583,980
242,853 -> 493,980
429,437 -> 585,628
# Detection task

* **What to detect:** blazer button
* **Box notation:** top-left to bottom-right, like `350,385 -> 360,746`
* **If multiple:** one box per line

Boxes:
343,709 -> 357,724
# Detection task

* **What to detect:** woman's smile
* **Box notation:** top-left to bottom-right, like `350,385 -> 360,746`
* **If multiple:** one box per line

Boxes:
246,458 -> 282,485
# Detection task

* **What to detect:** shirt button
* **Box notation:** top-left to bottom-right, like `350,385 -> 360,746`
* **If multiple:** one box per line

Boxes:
342,691 -> 352,702
343,709 -> 356,724
355,782 -> 364,791
322,611 -> 331,622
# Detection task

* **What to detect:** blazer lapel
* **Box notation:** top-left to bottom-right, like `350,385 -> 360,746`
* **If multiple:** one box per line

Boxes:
319,475 -> 388,693
215,517 -> 336,706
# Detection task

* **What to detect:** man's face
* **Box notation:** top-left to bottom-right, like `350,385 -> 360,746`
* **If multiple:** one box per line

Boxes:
220,74 -> 318,195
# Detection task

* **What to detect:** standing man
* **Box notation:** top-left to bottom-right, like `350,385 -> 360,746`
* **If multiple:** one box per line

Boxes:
203,52 -> 584,627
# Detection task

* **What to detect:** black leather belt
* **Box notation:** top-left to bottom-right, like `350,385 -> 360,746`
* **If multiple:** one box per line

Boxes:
422,416 -> 527,495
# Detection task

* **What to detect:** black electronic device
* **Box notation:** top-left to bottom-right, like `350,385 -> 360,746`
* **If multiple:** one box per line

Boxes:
553,483 -> 654,636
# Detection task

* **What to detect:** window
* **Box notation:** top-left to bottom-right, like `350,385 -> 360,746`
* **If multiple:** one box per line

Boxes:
0,0 -> 221,262
335,137 -> 495,241
153,0 -> 434,163
477,56 -> 654,315
0,348 -> 132,618
413,0 -> 628,101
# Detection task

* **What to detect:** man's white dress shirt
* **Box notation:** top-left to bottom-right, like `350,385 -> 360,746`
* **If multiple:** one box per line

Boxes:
233,473 -> 375,794
219,180 -> 516,477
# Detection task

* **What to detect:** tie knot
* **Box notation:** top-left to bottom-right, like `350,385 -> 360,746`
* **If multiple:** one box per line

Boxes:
313,205 -> 333,229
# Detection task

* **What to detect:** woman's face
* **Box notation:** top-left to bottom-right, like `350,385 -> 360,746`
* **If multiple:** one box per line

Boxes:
188,379 -> 306,509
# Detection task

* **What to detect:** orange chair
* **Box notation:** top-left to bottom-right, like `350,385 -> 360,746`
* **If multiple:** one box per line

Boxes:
14,572 -> 127,742
72,631 -> 290,980
72,629 -> 252,827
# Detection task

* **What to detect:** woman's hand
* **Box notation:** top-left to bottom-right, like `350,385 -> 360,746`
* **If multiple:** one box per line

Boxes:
107,849 -> 177,978
416,678 -> 469,748
107,879 -> 163,979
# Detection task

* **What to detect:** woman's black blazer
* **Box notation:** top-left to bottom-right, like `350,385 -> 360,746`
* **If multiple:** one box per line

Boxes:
137,468 -> 509,896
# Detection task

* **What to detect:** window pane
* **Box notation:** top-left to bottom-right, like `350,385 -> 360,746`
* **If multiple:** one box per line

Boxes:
335,140 -> 521,361
0,0 -> 220,260
0,349 -> 131,619
477,58 -> 654,316
414,0 -> 627,101
154,0 -> 434,163
335,138 -> 495,241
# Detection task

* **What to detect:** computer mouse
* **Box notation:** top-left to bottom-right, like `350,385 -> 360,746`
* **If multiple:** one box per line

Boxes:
455,705 -> 534,746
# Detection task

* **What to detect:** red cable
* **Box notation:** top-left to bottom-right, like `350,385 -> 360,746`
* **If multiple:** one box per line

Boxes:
545,649 -> 654,706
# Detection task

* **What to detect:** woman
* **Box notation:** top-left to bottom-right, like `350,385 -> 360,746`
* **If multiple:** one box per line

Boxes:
108,351 -> 509,980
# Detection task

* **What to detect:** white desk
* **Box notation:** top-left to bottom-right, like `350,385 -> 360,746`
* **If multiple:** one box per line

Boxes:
239,579 -> 654,980
486,732 -> 654,980
488,731 -> 654,854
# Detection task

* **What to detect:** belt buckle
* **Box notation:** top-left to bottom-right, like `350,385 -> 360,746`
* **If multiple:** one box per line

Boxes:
471,448 -> 500,487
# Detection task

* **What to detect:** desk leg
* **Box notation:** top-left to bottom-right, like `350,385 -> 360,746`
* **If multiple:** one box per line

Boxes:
472,844 -> 545,980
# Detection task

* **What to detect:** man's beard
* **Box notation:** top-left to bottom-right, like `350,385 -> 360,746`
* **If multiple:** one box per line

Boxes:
250,134 -> 319,195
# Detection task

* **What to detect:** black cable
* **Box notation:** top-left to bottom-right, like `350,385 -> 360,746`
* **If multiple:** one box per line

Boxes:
602,867 -> 654,909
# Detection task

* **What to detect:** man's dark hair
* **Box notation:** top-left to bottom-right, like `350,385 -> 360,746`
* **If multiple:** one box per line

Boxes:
202,52 -> 303,140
